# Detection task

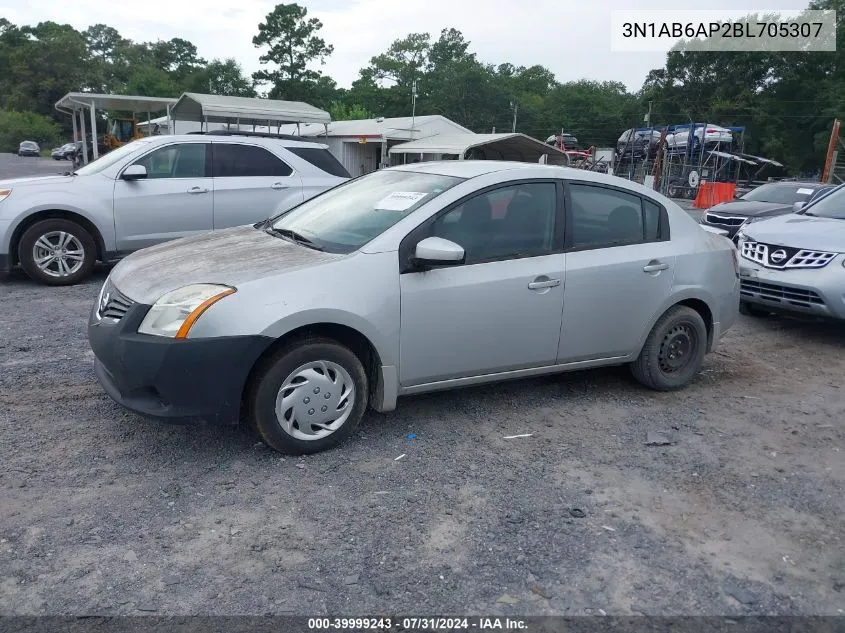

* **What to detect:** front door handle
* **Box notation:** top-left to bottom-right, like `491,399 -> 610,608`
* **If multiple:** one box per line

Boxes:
271,182 -> 288,190
528,278 -> 561,290
643,261 -> 670,273
187,186 -> 208,194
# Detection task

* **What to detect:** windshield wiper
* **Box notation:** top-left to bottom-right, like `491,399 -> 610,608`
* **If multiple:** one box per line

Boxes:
264,226 -> 324,251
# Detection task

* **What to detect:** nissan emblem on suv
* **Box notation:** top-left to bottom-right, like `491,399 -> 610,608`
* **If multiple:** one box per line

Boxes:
770,249 -> 788,264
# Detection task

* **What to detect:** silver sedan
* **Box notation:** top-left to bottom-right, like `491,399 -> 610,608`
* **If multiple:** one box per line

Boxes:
88,161 -> 740,455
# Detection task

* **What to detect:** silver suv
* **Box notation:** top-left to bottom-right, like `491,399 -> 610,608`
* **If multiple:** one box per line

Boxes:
0,131 -> 350,285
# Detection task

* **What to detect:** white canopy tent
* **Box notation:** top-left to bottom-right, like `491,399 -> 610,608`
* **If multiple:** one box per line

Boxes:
54,93 -> 177,164
388,133 -> 570,165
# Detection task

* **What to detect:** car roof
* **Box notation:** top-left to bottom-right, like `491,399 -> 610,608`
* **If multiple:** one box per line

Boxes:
764,181 -> 829,189
157,134 -> 331,149
388,160 -> 644,188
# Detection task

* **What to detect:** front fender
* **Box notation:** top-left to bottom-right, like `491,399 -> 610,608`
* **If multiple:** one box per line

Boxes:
5,191 -> 115,252
260,307 -> 396,368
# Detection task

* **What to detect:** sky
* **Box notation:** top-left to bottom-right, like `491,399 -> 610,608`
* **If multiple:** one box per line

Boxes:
1,0 -> 814,93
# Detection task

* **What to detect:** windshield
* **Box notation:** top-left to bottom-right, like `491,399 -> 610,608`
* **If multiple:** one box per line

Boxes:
270,169 -> 465,254
801,185 -> 845,220
74,139 -> 152,176
741,183 -> 820,205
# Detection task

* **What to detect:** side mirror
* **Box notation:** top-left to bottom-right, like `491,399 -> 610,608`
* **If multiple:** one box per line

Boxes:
793,201 -> 806,213
121,164 -> 147,181
412,236 -> 465,268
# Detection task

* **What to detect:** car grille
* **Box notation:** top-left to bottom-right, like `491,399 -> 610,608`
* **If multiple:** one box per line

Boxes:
705,213 -> 746,227
97,281 -> 134,321
740,240 -> 837,269
740,279 -> 825,309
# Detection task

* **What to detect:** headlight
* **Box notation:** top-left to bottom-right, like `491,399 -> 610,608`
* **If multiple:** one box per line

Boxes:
138,284 -> 236,338
0,189 -> 11,203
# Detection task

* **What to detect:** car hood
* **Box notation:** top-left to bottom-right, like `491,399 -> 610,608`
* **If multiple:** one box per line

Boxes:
744,214 -> 845,251
0,174 -> 75,188
108,225 -> 344,304
708,200 -> 792,217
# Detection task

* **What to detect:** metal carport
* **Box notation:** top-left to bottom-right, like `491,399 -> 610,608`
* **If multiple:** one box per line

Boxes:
169,93 -> 331,133
388,133 -> 570,165
55,93 -> 177,164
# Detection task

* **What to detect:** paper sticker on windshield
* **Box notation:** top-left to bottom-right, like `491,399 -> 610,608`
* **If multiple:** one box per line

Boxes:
796,188 -> 814,195
375,191 -> 428,211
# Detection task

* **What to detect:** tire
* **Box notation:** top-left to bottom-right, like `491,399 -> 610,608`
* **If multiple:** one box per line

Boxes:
630,306 -> 708,391
248,338 -> 369,455
18,218 -> 97,286
739,301 -> 769,317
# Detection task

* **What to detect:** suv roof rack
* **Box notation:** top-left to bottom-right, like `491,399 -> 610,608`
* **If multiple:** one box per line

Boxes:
186,129 -> 315,142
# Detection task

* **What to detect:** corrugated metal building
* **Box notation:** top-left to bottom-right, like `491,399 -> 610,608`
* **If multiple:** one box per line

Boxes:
277,115 -> 473,177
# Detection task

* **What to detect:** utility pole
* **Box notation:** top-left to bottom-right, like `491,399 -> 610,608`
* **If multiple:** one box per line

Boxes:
410,79 -> 418,140
510,101 -> 518,133
645,100 -> 653,126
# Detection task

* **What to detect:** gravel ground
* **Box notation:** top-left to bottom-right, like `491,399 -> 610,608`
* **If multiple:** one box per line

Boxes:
0,158 -> 843,617
1,268 -> 843,617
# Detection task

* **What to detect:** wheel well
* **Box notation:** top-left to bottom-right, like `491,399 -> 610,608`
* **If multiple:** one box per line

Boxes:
241,323 -> 383,414
9,210 -> 106,266
677,298 -> 713,348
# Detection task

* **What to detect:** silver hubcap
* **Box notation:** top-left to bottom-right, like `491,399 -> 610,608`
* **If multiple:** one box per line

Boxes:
275,360 -> 355,441
32,231 -> 85,278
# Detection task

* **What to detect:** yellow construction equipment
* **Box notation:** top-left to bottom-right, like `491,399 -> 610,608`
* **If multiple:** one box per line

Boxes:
103,117 -> 143,150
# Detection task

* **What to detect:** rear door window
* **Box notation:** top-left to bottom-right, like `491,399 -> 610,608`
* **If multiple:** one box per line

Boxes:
287,147 -> 350,178
212,143 -> 293,178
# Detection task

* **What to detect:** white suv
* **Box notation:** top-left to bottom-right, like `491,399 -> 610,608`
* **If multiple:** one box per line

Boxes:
0,131 -> 350,285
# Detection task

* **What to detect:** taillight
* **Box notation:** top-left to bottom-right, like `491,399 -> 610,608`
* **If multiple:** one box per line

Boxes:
706,128 -> 718,133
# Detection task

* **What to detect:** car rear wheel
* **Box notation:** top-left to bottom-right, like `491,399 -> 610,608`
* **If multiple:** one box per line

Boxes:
739,301 -> 769,317
18,218 -> 97,286
630,306 -> 708,391
248,338 -> 368,455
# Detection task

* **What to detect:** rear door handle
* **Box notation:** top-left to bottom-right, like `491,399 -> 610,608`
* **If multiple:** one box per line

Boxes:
528,278 -> 561,290
643,261 -> 669,273
271,182 -> 288,190
187,186 -> 208,194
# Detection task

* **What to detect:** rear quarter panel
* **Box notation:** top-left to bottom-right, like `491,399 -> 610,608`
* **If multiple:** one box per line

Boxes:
633,203 -> 739,354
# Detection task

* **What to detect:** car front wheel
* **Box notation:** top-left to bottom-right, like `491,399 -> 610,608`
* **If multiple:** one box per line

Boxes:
18,218 -> 97,286
630,305 -> 708,391
248,338 -> 369,455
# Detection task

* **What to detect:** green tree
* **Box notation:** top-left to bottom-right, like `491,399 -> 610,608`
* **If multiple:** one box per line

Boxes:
150,37 -> 207,78
0,110 -> 61,152
329,101 -> 373,121
0,21 -> 89,117
187,58 -> 256,97
83,24 -> 129,92
252,3 -> 334,102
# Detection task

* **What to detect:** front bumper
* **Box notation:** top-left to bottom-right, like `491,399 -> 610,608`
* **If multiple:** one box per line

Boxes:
738,258 -> 845,320
700,217 -> 743,240
88,298 -> 273,424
